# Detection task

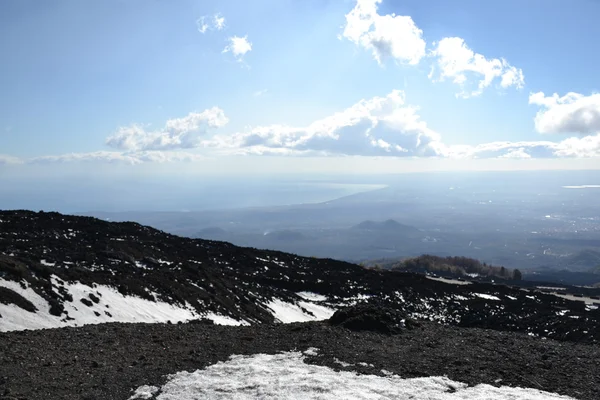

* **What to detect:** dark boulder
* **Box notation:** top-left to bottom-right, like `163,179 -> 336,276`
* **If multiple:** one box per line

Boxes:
329,303 -> 410,335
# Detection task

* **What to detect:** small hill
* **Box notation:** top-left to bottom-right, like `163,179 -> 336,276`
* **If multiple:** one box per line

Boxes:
367,254 -> 520,280
566,249 -> 600,271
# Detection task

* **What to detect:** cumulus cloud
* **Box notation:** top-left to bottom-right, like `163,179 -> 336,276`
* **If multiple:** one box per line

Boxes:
429,37 -> 525,98
223,35 -> 252,61
341,0 -> 426,65
105,108 -> 228,151
341,1 -> 524,97
529,91 -> 600,135
552,134 -> 600,157
196,13 -> 226,34
206,90 -> 441,157
201,90 -> 600,159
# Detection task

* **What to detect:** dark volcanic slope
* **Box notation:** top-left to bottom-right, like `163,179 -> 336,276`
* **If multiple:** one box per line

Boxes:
1,320 -> 599,400
0,210 -> 599,342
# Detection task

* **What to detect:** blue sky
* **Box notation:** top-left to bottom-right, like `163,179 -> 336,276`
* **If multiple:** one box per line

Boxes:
1,0 -> 600,174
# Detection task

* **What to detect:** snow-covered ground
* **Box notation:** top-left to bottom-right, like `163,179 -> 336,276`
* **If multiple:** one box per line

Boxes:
0,278 -> 340,331
0,277 -> 248,331
129,350 -> 575,400
473,293 -> 501,301
297,291 -> 328,302
266,298 -> 336,323
549,292 -> 600,305
426,276 -> 472,285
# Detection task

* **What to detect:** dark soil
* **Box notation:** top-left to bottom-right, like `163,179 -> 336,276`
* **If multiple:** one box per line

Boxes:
1,320 -> 599,400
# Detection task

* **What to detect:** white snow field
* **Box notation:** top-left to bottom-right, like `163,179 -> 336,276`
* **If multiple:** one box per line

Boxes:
0,277 -> 338,331
0,276 -> 249,331
129,350 -> 576,400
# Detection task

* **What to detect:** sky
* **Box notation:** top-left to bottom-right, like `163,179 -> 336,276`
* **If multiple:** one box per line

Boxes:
1,0 -> 600,176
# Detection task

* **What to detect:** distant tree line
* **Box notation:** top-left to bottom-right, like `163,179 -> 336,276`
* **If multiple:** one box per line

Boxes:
364,254 -> 522,281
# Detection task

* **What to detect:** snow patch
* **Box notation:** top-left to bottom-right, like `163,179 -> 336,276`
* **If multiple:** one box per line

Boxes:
0,276 -> 246,331
132,351 -> 575,399
473,293 -> 501,301
202,312 -> 249,326
297,292 -> 328,302
426,276 -> 472,285
129,385 -> 159,399
266,299 -> 336,323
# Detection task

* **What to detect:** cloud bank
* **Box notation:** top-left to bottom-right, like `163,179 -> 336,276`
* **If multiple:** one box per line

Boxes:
204,90 -> 598,159
206,90 -> 441,157
28,151 -> 205,165
4,88 -> 600,167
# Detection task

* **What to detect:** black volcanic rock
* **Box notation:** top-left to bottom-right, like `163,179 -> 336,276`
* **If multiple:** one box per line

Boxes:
329,303 -> 409,334
0,209 -> 599,344
0,286 -> 37,312
1,321 -> 599,400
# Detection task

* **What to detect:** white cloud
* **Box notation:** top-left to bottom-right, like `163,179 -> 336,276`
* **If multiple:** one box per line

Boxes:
213,13 -> 226,30
105,107 -> 228,151
342,0 -> 426,65
223,35 -> 252,61
0,154 -> 23,165
202,90 -> 600,159
196,13 -> 226,34
28,151 -> 205,165
429,37 -> 525,98
206,90 -> 442,157
498,148 -> 531,159
4,89 -> 600,169
529,91 -> 600,135
341,1 -> 523,97
438,135 -> 600,159
30,151 -> 144,165
552,134 -> 600,157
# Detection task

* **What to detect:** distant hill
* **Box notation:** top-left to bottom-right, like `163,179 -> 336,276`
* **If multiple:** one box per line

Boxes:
1,210 -> 599,344
351,219 -> 419,233
567,249 -> 600,271
365,254 -> 519,280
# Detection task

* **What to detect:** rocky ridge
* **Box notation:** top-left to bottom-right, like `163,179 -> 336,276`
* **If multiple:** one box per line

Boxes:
0,209 -> 599,342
